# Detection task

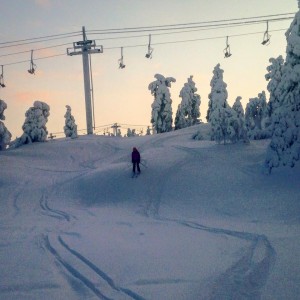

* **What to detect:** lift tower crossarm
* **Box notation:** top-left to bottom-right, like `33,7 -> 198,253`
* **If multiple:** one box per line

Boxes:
67,26 -> 103,135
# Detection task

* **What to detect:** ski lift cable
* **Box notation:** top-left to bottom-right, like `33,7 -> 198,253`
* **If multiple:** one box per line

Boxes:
0,42 -> 73,58
119,123 -> 150,127
0,31 -> 82,46
103,27 -> 287,50
0,23 -> 267,59
92,21 -> 285,43
0,33 -> 82,50
0,20 -> 290,57
88,17 -> 293,36
0,21 -> 287,59
0,27 -> 288,67
0,13 -> 292,50
1,53 -> 65,67
93,123 -> 115,129
87,12 -> 295,34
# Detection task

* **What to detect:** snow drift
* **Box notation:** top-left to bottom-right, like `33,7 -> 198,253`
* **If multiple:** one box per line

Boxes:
0,124 -> 299,299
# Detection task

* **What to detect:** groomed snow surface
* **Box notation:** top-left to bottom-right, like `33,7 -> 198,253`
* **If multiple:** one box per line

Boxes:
1,124 -> 299,300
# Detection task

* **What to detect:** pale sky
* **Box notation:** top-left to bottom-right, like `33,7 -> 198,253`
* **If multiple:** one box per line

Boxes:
0,0 -> 298,138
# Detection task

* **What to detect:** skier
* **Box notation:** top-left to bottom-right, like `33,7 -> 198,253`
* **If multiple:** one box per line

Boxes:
132,147 -> 141,175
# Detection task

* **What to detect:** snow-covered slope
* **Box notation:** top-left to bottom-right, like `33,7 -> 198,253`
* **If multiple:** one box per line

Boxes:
1,124 -> 299,300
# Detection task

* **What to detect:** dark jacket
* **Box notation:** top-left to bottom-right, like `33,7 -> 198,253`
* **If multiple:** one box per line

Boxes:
132,148 -> 140,163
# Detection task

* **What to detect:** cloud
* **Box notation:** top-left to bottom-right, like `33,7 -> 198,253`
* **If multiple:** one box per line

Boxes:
14,90 -> 52,104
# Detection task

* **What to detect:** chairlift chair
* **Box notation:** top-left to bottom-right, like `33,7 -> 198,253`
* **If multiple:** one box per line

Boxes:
28,50 -> 37,74
145,48 -> 153,59
0,78 -> 5,88
145,34 -> 154,59
262,22 -> 271,45
224,46 -> 232,58
0,65 -> 5,88
119,60 -> 126,69
224,37 -> 232,58
118,47 -> 126,69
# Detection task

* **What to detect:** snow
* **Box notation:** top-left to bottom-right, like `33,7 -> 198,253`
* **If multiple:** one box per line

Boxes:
0,125 -> 300,299
0,99 -> 11,150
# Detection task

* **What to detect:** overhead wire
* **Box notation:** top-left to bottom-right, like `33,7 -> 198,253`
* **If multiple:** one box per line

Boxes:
0,22 -> 290,59
0,12 -> 295,67
87,12 -> 294,33
0,31 -> 81,46
0,27 -> 289,66
0,42 -> 72,58
0,33 -> 82,50
0,12 -> 292,50
2,53 -> 65,66
102,28 -> 288,50
87,17 -> 293,35
92,21 -> 287,42
0,12 -> 293,51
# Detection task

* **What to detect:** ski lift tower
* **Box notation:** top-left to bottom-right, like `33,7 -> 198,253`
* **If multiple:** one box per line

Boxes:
67,26 -> 103,135
111,123 -> 121,136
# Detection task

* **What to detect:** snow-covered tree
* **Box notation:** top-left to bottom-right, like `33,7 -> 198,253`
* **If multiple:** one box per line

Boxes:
245,91 -> 271,140
126,128 -> 137,137
149,74 -> 176,133
11,101 -> 50,148
206,64 -> 229,123
265,3 -> 300,171
146,126 -> 151,135
64,105 -> 78,139
174,104 -> 186,130
175,76 -> 201,130
210,104 -> 241,144
232,96 -> 249,143
126,128 -> 132,137
0,99 -> 12,150
116,129 -> 122,137
265,56 -> 284,118
207,64 -> 234,143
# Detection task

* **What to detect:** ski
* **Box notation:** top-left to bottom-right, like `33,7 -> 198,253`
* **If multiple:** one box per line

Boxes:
131,173 -> 140,178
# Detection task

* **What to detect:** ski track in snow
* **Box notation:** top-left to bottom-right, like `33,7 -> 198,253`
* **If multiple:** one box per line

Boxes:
137,142 -> 277,299
42,234 -> 146,300
141,201 -> 276,299
35,169 -> 147,299
39,193 -> 72,222
1,133 -> 291,299
165,218 -> 276,300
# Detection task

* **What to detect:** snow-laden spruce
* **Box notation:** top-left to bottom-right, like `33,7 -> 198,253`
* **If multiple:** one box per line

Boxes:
207,64 -> 236,143
206,64 -> 229,123
265,56 -> 284,120
146,126 -> 151,135
10,101 -> 50,148
149,74 -> 176,133
126,128 -> 137,137
232,96 -> 249,143
245,91 -> 271,140
64,105 -> 78,139
265,2 -> 300,171
175,76 -> 201,130
174,104 -> 186,130
0,99 -> 12,150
